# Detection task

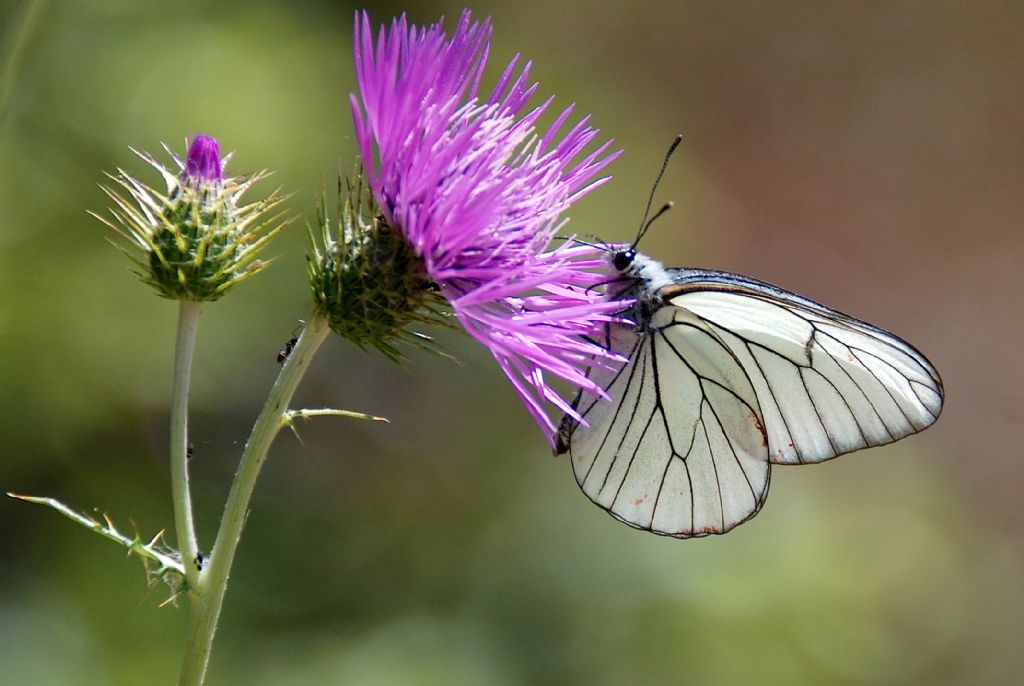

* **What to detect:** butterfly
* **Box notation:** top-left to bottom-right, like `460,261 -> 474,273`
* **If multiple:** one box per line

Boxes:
555,137 -> 944,537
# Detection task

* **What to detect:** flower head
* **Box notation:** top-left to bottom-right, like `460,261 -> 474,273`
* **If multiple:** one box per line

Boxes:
96,134 -> 289,301
348,10 -> 631,437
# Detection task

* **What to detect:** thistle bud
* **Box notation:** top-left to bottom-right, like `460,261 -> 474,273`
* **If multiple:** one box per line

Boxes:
306,164 -> 450,360
95,134 -> 289,301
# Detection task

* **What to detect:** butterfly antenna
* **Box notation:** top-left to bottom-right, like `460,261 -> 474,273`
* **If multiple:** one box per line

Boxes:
633,134 -> 683,248
553,235 -> 613,252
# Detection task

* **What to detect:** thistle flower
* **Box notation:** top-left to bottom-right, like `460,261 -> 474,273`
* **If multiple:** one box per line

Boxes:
344,10 -> 631,436
96,134 -> 289,301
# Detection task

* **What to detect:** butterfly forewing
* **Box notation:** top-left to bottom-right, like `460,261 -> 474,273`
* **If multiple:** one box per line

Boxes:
666,270 -> 943,465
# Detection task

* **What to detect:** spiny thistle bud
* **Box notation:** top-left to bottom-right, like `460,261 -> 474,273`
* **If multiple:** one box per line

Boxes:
307,164 -> 450,361
94,134 -> 290,301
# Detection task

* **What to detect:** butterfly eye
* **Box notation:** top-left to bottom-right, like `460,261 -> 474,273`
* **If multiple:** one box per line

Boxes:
612,250 -> 635,272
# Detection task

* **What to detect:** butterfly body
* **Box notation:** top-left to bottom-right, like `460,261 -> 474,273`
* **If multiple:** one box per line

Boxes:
604,249 -> 674,330
557,249 -> 944,538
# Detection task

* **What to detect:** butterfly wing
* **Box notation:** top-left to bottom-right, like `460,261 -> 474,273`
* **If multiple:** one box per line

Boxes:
663,268 -> 944,465
558,268 -> 943,537
559,303 -> 771,537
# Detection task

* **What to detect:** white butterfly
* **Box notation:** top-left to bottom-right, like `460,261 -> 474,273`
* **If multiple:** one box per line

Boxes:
555,141 -> 944,538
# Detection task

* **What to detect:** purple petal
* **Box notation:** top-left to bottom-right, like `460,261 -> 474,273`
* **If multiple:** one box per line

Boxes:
183,134 -> 223,183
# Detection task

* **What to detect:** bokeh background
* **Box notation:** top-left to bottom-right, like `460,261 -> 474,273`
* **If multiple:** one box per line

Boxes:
2,1 -> 1022,684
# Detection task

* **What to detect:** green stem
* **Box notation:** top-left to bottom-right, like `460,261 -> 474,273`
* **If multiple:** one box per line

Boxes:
172,299 -> 202,589
178,312 -> 331,686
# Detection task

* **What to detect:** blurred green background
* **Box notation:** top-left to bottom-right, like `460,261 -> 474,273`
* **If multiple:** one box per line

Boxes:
2,1 -> 1021,684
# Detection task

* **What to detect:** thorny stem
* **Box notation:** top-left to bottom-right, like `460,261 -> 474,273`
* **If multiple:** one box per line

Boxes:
177,312 -> 331,686
172,300 -> 202,590
5,493 -> 185,577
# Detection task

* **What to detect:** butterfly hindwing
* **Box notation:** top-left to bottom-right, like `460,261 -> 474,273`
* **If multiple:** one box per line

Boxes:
565,303 -> 770,537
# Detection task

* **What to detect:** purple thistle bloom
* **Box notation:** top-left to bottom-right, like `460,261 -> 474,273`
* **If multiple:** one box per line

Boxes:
183,134 -> 223,184
351,10 -> 632,438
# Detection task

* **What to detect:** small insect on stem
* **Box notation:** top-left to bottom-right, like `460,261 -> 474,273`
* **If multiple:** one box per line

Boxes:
277,337 -> 298,365
276,323 -> 304,366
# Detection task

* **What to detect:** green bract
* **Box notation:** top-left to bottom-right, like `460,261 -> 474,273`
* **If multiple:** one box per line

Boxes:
307,166 -> 451,360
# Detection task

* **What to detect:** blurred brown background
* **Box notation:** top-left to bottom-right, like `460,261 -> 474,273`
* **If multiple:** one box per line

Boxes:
1,1 -> 1021,684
